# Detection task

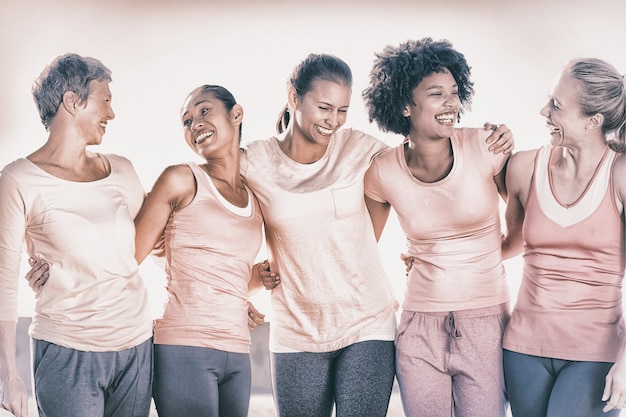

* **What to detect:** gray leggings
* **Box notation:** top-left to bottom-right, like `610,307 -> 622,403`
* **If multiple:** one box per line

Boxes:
152,344 -> 251,417
271,340 -> 395,417
32,338 -> 153,417
503,349 -> 620,417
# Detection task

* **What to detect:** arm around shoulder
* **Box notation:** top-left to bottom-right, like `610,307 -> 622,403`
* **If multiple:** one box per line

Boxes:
134,164 -> 196,265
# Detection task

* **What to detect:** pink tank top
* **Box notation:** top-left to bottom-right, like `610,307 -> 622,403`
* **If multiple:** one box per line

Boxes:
154,162 -> 264,353
503,146 -> 625,362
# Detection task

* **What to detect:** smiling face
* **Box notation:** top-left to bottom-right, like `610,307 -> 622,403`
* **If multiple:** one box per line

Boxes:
403,68 -> 460,141
540,72 -> 587,146
74,80 -> 115,145
180,90 -> 240,158
290,79 -> 351,148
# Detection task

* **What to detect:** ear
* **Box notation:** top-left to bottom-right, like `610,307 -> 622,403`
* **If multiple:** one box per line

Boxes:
62,91 -> 79,115
287,86 -> 298,110
586,113 -> 604,130
402,105 -> 411,118
231,104 -> 244,125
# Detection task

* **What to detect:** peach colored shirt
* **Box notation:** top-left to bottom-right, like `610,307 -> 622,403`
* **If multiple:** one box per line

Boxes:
0,155 -> 152,351
365,128 -> 510,312
242,129 -> 397,352
503,146 -> 625,362
154,163 -> 263,353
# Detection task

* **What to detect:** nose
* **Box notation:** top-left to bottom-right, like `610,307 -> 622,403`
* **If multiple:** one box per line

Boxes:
191,118 -> 204,132
326,111 -> 339,128
443,92 -> 459,106
108,104 -> 115,120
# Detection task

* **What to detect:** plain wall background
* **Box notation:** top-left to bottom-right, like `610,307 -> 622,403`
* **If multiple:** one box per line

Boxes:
1,0 -> 624,322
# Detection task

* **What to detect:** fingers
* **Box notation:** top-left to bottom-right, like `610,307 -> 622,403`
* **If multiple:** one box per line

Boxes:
483,122 -> 498,132
603,393 -> 626,412
1,380 -> 28,417
24,259 -> 50,291
603,373 -> 613,403
247,301 -> 265,332
603,371 -> 626,412
484,123 -> 515,155
400,253 -> 415,275
258,260 -> 280,290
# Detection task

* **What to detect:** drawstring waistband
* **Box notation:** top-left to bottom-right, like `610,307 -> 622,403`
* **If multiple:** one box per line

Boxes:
444,312 -> 462,339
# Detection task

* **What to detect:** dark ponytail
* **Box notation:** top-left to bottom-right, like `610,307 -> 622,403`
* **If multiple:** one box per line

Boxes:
275,53 -> 352,134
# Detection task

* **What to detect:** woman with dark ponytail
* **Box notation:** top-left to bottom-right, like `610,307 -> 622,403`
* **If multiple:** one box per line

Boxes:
244,52 -> 513,417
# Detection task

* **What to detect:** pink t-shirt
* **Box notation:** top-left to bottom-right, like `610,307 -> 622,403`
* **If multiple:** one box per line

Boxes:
365,128 -> 509,312
0,155 -> 152,351
154,163 -> 263,353
503,146 -> 625,362
242,129 -> 397,352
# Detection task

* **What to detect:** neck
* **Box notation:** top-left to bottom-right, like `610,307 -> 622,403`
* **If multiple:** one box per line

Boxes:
29,130 -> 92,166
278,130 -> 327,164
404,135 -> 453,183
405,135 -> 452,165
204,154 -> 243,189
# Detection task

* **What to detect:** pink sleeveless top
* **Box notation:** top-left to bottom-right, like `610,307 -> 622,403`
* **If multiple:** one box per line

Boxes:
154,162 -> 264,353
503,146 -> 625,362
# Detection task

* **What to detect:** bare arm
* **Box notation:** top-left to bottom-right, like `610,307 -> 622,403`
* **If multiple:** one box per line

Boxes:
365,195 -> 391,242
134,165 -> 195,265
0,321 -> 28,417
602,152 -> 626,412
493,161 -> 509,201
501,151 -> 535,260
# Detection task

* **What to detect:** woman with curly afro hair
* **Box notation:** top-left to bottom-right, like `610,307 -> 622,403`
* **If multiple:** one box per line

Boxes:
243,50 -> 513,417
363,38 -> 513,417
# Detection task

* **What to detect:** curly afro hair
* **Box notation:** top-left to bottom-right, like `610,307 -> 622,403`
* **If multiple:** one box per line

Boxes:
362,38 -> 474,137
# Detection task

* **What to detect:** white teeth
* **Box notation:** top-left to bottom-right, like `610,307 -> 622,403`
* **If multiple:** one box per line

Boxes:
316,125 -> 333,135
546,122 -> 560,133
194,131 -> 214,144
435,113 -> 455,124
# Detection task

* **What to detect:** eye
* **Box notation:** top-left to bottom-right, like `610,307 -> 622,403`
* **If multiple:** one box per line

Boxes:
201,107 -> 210,115
182,118 -> 191,128
319,106 -> 330,111
551,99 -> 560,110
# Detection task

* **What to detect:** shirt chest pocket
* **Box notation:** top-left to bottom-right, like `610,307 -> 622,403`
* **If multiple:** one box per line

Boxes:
331,182 -> 363,219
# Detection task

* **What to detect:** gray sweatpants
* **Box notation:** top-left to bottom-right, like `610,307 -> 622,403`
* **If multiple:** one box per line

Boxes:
32,338 -> 153,417
395,303 -> 509,417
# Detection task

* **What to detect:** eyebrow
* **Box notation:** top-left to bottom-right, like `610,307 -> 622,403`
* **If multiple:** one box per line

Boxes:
181,99 -> 212,118
549,96 -> 563,106
425,84 -> 458,91
316,100 -> 349,108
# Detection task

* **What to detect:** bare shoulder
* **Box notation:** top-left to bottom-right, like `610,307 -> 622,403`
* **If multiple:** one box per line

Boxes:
506,149 -> 539,195
151,163 -> 196,196
508,149 -> 538,177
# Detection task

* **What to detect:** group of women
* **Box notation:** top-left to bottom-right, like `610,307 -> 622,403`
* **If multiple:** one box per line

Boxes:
0,36 -> 624,417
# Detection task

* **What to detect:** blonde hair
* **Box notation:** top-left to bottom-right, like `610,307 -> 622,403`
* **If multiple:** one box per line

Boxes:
565,58 -> 626,152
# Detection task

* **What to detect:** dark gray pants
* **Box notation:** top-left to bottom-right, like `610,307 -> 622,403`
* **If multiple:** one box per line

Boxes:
32,338 -> 153,417
504,349 -> 620,417
152,344 -> 251,417
271,340 -> 395,417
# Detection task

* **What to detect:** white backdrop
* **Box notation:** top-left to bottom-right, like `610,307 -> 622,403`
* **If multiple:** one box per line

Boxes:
1,0 -> 624,319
